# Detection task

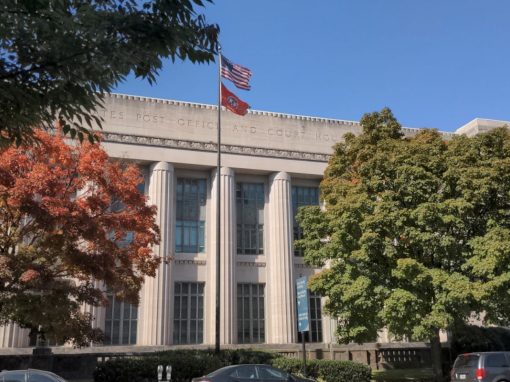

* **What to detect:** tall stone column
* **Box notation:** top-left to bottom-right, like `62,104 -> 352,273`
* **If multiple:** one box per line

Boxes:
206,167 -> 236,344
137,162 -> 175,345
79,181 -> 106,339
0,323 -> 29,348
267,171 -> 297,344
322,259 -> 337,346
322,309 -> 338,346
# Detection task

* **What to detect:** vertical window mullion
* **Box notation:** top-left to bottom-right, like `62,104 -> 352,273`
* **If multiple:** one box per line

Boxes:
120,301 -> 125,345
191,292 -> 195,344
255,285 -> 259,343
187,288 -> 191,344
195,292 -> 199,343
108,297 -> 114,344
249,285 -> 253,343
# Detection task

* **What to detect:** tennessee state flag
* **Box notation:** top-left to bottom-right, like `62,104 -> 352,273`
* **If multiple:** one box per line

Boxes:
221,83 -> 250,116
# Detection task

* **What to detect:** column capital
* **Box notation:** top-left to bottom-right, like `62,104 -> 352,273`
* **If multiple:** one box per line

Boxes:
150,161 -> 174,172
214,166 -> 234,177
270,171 -> 291,182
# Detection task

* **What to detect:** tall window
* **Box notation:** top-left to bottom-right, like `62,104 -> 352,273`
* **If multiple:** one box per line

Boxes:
292,186 -> 319,256
237,283 -> 265,344
173,282 -> 204,344
110,181 -> 145,245
176,178 -> 206,253
297,292 -> 323,343
104,180 -> 143,346
104,293 -> 138,345
236,183 -> 264,255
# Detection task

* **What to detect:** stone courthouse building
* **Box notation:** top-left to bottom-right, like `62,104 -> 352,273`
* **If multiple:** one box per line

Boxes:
0,93 -> 506,349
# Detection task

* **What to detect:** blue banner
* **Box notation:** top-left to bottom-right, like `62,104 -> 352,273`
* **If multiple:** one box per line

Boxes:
296,276 -> 310,332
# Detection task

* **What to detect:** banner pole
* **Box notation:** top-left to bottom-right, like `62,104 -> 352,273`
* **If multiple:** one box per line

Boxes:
215,46 -> 222,354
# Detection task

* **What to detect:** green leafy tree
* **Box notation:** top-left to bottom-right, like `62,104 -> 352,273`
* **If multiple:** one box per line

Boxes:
0,0 -> 219,145
297,108 -> 510,380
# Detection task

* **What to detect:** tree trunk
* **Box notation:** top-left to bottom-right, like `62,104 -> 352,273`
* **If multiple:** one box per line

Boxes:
430,329 -> 443,382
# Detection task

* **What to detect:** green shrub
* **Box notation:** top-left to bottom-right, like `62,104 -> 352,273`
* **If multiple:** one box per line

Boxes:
272,357 -> 318,377
316,360 -> 371,382
94,357 -> 158,382
94,349 -> 370,382
219,349 -> 281,365
93,349 -> 281,382
450,324 -> 510,359
272,357 -> 371,382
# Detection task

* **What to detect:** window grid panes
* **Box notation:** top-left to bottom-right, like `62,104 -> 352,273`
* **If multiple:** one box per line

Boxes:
110,181 -> 145,246
292,186 -> 319,256
237,283 -> 265,344
297,292 -> 323,343
176,178 -> 206,253
104,293 -> 138,345
173,282 -> 205,344
236,183 -> 265,255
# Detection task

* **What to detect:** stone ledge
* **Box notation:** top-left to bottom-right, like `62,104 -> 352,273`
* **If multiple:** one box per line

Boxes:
102,132 -> 330,163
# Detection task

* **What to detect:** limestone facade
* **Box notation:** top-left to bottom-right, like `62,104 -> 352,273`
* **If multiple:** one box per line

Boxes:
0,93 -> 507,348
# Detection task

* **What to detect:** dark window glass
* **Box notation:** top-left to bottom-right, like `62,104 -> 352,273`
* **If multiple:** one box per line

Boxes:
297,291 -> 323,343
176,178 -> 206,253
237,283 -> 265,344
454,354 -> 480,368
3,372 -> 26,382
236,183 -> 264,255
257,366 -> 288,380
173,282 -> 205,344
229,366 -> 258,379
103,194 -> 141,346
28,372 -> 61,382
292,186 -> 319,256
111,180 -> 145,246
104,293 -> 137,345
485,353 -> 509,367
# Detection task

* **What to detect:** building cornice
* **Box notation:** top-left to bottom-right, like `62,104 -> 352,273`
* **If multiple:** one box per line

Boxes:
106,93 -> 455,137
102,131 -> 331,163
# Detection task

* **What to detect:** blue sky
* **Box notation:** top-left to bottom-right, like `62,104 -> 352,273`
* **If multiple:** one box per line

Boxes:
115,0 -> 510,132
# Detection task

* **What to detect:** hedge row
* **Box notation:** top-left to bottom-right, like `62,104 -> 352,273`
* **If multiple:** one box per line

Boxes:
272,357 -> 371,382
451,324 -> 510,356
93,349 -> 280,382
93,349 -> 371,382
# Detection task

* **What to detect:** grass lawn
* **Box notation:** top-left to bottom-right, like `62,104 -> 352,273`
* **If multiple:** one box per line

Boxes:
372,368 -> 435,381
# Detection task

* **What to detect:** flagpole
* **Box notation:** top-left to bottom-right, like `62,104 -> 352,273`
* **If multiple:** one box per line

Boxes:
215,45 -> 222,354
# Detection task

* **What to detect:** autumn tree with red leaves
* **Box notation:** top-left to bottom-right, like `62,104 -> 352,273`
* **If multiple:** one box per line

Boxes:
0,130 -> 159,346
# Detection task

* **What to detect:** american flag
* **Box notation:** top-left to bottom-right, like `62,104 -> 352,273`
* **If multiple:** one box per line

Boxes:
221,54 -> 252,90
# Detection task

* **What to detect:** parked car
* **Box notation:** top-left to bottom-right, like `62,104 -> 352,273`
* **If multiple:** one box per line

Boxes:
451,352 -> 510,382
192,364 -> 314,382
0,369 -> 66,382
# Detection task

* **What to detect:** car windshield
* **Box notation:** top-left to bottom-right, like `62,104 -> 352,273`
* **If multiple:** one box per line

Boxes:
454,354 -> 480,368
